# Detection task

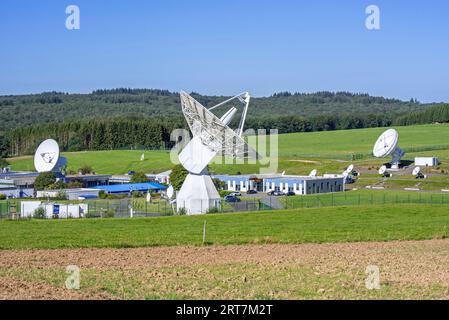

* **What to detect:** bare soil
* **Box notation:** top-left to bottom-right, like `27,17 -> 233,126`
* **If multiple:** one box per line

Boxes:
1,239 -> 449,299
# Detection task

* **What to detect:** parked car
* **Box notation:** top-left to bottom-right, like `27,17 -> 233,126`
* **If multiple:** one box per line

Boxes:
267,190 -> 285,196
224,195 -> 241,203
246,190 -> 258,194
229,192 -> 241,197
286,191 -> 296,196
127,170 -> 136,175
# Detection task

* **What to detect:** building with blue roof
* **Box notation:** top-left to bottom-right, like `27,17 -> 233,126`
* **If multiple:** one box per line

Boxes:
92,182 -> 167,194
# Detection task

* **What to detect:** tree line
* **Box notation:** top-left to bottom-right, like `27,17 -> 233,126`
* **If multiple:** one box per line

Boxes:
3,113 -> 395,157
395,104 -> 449,126
0,88 -> 430,132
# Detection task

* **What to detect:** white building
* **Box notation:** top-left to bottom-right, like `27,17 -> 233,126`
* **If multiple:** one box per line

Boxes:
415,157 -> 439,167
213,174 -> 345,195
36,188 -> 100,200
20,201 -> 88,219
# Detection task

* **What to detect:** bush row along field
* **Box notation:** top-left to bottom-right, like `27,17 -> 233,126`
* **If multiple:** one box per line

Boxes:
1,204 -> 449,249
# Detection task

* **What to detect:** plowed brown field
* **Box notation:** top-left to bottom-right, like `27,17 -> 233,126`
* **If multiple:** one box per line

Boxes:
1,239 -> 449,299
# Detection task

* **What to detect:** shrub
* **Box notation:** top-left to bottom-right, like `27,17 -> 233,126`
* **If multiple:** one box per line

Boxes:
0,194 -> 6,200
78,165 -> 93,175
131,190 -> 144,198
206,206 -> 220,214
177,207 -> 187,215
34,172 -> 57,191
33,207 -> 46,219
98,190 -> 107,199
130,172 -> 148,183
219,190 -> 233,198
55,191 -> 67,200
170,165 -> 188,190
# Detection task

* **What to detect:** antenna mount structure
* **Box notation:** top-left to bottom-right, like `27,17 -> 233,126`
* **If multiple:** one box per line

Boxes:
176,91 -> 258,214
373,129 -> 405,169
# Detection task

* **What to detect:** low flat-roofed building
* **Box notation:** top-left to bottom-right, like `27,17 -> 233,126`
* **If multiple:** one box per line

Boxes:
213,173 -> 345,195
415,157 -> 439,167
36,188 -> 101,200
92,182 -> 167,195
65,174 -> 111,188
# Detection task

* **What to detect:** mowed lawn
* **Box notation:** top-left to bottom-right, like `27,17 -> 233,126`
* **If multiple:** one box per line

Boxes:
278,123 -> 449,157
7,124 -> 449,175
1,204 -> 449,249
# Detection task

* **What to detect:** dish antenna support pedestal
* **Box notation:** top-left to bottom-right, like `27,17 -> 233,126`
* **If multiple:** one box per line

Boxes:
176,91 -> 257,215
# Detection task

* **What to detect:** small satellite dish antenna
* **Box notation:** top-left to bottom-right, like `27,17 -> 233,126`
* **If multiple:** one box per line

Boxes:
412,166 -> 426,179
309,169 -> 317,177
378,165 -> 391,177
373,129 -> 405,169
34,139 -> 67,174
166,185 -> 174,199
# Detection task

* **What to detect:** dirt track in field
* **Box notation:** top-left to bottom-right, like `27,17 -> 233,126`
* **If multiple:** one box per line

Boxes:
1,239 -> 449,299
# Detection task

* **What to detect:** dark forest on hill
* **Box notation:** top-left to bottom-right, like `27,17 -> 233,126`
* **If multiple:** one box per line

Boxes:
0,89 -> 447,157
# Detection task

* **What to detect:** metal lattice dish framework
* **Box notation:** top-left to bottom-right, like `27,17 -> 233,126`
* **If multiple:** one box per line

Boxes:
180,91 -> 258,159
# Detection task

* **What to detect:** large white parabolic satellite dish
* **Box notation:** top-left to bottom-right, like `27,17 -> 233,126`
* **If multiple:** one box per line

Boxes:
34,139 -> 67,173
373,129 -> 405,169
177,91 -> 257,214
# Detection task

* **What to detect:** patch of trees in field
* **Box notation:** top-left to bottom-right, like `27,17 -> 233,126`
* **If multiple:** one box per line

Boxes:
395,104 -> 449,126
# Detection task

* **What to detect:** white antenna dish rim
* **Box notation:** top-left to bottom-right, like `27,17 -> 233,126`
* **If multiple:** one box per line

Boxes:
34,139 -> 61,173
373,129 -> 399,158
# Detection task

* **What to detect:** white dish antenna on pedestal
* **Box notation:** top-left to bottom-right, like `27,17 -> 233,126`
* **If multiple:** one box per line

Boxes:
378,165 -> 391,177
309,169 -> 317,177
177,91 -> 258,215
373,129 -> 405,169
34,139 -> 67,174
412,166 -> 426,179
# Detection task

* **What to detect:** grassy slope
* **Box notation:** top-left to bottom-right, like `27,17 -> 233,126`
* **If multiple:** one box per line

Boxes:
1,204 -> 449,249
7,124 -> 449,175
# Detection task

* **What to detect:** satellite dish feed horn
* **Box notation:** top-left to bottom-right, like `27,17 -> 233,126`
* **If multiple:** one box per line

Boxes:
373,129 -> 405,169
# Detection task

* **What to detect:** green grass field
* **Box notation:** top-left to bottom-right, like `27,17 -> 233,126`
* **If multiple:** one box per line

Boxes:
281,189 -> 449,208
1,204 -> 449,249
6,124 -> 449,194
7,124 -> 449,176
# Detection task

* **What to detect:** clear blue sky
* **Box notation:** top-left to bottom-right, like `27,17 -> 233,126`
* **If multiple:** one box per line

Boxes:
0,0 -> 448,102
